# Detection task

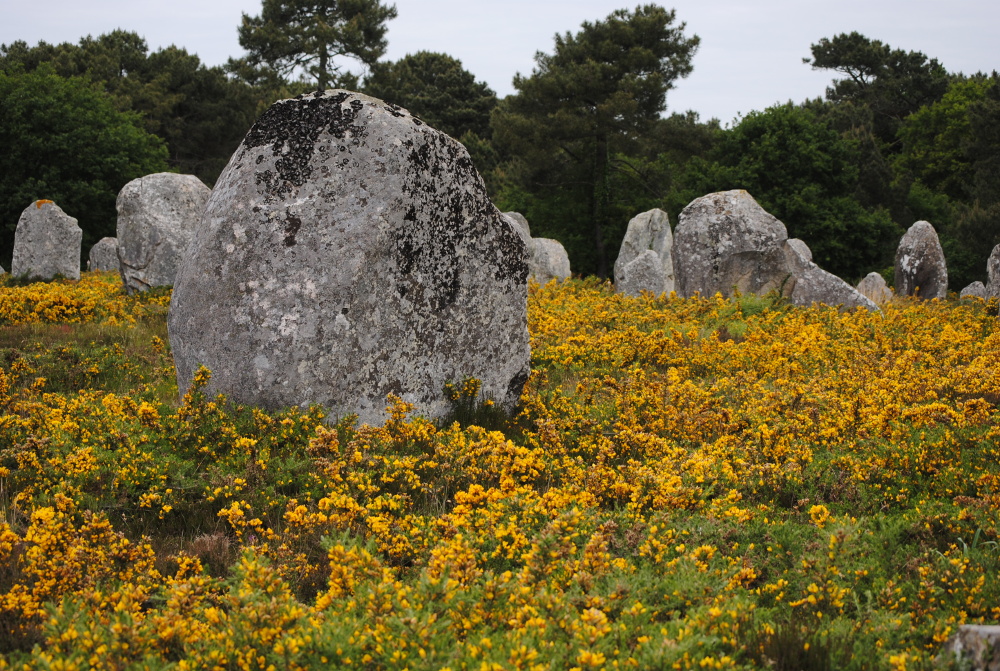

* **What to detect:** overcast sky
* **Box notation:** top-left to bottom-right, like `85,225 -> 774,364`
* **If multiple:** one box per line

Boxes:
2,0 -> 998,125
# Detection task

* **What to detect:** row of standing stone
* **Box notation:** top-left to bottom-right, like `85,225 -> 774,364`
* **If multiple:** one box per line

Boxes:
6,173 -> 210,292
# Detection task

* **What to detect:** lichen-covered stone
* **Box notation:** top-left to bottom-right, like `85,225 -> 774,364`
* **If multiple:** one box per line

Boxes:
117,172 -> 211,294
857,272 -> 893,306
529,238 -> 571,284
168,90 -> 530,426
940,625 -> 1000,671
960,281 -> 988,300
782,239 -> 878,311
11,200 -> 82,280
674,190 -> 790,298
616,250 -> 666,298
614,208 -> 674,296
894,221 -> 948,300
88,237 -> 119,272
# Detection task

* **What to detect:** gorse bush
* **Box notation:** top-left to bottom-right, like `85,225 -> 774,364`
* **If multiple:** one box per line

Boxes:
0,274 -> 999,669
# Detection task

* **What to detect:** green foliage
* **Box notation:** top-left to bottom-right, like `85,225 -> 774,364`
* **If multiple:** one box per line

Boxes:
0,67 -> 169,266
492,4 -> 699,278
363,51 -> 498,140
234,0 -> 398,91
0,32 -> 259,186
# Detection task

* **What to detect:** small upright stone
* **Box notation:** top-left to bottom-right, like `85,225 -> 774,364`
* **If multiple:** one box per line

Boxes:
986,244 -> 1000,298
894,221 -> 948,299
674,190 -> 789,298
88,237 -> 119,272
117,172 -> 211,294
503,212 -> 531,240
960,281 -> 988,300
11,200 -> 82,280
857,272 -> 893,306
168,90 -> 530,426
615,208 -> 674,296
529,238 -> 571,284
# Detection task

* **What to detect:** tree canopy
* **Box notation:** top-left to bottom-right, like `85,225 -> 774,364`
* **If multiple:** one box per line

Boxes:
363,51 -> 497,140
492,4 -> 699,277
234,0 -> 398,91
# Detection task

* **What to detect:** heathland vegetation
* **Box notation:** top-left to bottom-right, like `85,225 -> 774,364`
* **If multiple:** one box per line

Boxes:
1,273 -> 1000,669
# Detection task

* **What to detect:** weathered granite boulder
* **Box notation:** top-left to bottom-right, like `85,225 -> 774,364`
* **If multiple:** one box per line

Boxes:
117,172 -> 211,294
960,281 -> 988,300
11,200 -> 82,280
674,190 -> 790,298
615,208 -> 674,296
987,245 -> 1000,298
168,90 -> 531,426
88,237 -> 119,272
894,221 -> 948,299
529,238 -> 571,284
782,238 -> 878,311
856,272 -> 893,306
940,625 -> 1000,671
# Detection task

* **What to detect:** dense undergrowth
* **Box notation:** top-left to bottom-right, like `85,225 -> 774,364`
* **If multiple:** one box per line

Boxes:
1,274 -> 999,670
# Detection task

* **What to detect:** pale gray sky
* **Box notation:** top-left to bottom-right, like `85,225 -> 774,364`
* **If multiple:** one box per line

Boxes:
1,0 -> 997,124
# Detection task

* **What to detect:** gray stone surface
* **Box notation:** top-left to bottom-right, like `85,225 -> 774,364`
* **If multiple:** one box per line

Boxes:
894,221 -> 948,300
616,249 -> 666,298
782,239 -> 878,311
529,238 -> 571,284
11,200 -> 82,280
674,190 -> 791,298
987,244 -> 1000,298
168,90 -> 531,427
940,625 -> 1000,671
614,208 -> 674,296
88,237 -> 119,272
960,281 -> 988,300
117,172 -> 210,294
857,272 -> 893,306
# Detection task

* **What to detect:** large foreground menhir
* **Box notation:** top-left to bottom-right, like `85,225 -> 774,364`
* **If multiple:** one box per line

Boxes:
167,90 -> 531,426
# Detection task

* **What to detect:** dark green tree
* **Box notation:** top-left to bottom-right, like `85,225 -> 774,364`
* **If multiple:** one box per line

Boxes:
492,4 -> 699,277
233,0 -> 398,91
0,68 -> 169,265
363,51 -> 497,140
1,34 -> 261,185
805,31 -> 950,148
672,104 -> 899,281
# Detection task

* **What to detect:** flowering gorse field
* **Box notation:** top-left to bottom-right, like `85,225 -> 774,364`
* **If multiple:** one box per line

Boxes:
1,275 -> 1000,670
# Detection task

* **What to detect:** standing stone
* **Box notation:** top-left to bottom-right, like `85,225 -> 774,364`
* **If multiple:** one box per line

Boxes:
986,245 -> 1000,298
960,281 -> 988,300
117,172 -> 211,294
674,190 -> 790,298
857,272 -> 893,306
88,237 -> 119,272
615,208 -> 674,296
782,239 -> 877,311
168,90 -> 531,427
11,200 -> 82,280
529,238 -> 571,284
894,221 -> 948,300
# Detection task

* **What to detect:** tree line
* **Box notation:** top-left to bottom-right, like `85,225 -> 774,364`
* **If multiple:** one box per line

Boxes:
1,0 -> 997,289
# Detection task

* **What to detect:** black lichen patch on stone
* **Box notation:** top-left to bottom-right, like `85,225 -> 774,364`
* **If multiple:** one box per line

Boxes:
242,91 -> 368,203
283,213 -> 302,247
